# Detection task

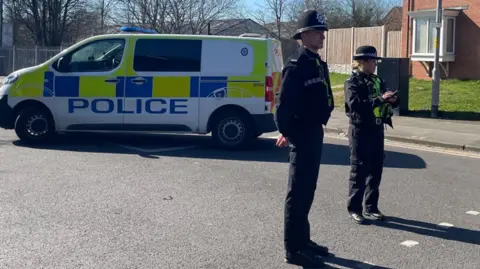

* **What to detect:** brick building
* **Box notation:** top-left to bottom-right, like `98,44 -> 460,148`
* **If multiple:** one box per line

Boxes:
380,6 -> 403,32
402,0 -> 480,80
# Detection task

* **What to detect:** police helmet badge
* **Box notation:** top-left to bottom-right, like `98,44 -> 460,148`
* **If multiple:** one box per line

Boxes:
292,9 -> 329,40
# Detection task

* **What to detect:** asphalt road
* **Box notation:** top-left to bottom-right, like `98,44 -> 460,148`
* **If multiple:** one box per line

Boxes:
0,129 -> 479,269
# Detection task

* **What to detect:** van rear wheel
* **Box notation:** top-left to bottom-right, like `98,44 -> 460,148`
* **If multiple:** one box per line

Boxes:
14,106 -> 55,144
211,110 -> 255,150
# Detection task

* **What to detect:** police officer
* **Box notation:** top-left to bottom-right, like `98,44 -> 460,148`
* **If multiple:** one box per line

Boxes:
344,45 -> 398,224
274,9 -> 334,268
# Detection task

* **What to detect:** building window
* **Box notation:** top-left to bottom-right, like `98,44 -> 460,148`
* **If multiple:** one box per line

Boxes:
133,39 -> 202,72
414,18 -> 428,53
409,8 -> 460,61
428,18 -> 436,53
445,18 -> 455,53
413,17 -> 444,55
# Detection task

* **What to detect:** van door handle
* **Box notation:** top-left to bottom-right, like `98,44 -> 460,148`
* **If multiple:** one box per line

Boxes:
105,78 -> 119,83
131,77 -> 146,85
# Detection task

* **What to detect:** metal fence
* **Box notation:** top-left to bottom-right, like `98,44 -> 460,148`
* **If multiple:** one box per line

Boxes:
0,46 -> 65,75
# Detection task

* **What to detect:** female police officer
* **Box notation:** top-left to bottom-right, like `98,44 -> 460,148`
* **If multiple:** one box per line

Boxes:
275,9 -> 334,268
344,45 -> 398,224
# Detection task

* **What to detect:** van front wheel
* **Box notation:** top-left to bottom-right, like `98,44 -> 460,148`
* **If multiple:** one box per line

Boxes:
14,106 -> 55,144
212,111 -> 255,150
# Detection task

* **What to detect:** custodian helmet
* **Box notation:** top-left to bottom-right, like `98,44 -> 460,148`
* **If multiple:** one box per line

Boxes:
292,9 -> 329,40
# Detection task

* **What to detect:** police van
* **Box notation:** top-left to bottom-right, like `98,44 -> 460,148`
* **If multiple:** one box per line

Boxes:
0,27 -> 284,149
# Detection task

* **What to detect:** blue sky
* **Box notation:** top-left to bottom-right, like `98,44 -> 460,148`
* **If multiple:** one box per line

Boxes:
243,0 -> 403,11
245,0 -> 256,9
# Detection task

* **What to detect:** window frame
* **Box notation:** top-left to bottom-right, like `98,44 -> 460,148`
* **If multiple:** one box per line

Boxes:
443,17 -> 456,54
132,38 -> 203,74
409,8 -> 459,62
52,38 -> 127,74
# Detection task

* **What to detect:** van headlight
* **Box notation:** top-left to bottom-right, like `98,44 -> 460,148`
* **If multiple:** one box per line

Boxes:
3,73 -> 19,85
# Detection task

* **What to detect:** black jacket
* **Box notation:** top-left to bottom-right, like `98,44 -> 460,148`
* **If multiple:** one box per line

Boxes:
344,71 -> 399,127
274,47 -> 334,138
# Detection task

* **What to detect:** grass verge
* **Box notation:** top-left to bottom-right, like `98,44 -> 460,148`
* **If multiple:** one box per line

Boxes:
332,74 -> 480,121
329,73 -> 350,92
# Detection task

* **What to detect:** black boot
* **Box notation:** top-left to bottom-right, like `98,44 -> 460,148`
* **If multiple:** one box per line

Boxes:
349,212 -> 365,224
307,240 -> 332,257
285,247 -> 326,268
364,210 -> 385,221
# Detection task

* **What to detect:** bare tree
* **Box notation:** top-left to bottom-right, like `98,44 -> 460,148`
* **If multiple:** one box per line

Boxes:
285,0 -> 401,29
252,0 -> 288,37
285,0 -> 350,29
2,0 -> 86,46
340,0 -> 398,27
111,0 -> 237,34
90,0 -> 118,33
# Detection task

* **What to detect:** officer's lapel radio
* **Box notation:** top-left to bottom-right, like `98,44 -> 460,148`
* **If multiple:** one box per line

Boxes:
364,78 -> 377,98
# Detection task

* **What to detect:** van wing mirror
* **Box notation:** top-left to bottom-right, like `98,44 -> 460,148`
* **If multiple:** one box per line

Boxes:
57,56 -> 70,72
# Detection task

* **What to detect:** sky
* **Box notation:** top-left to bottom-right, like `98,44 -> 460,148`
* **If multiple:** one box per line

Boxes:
243,0 -> 403,12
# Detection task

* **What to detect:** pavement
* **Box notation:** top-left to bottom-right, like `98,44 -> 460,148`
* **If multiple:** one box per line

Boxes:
325,109 -> 480,153
0,129 -> 479,269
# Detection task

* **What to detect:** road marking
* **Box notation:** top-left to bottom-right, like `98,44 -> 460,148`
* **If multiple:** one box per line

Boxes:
115,144 -> 199,153
400,240 -> 419,247
263,134 -> 480,159
466,211 -> 479,216
356,261 -> 376,269
438,222 -> 454,228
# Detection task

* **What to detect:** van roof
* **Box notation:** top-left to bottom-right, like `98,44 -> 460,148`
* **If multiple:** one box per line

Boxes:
88,33 -> 277,42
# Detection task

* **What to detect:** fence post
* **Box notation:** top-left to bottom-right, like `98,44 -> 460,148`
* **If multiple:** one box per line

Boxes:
324,31 -> 328,62
350,27 -> 355,63
35,46 -> 38,65
381,25 -> 387,57
12,45 -> 15,72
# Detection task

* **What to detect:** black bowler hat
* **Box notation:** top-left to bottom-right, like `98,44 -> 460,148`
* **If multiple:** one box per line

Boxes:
353,45 -> 382,60
292,9 -> 328,40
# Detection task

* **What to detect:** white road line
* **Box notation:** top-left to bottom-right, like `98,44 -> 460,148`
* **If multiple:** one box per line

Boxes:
356,261 -> 376,269
438,222 -> 454,228
466,211 -> 479,216
400,240 -> 419,247
263,134 -> 480,159
115,144 -> 199,153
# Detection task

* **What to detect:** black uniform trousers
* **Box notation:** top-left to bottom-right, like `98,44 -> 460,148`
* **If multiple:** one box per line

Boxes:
284,127 -> 324,253
347,123 -> 385,214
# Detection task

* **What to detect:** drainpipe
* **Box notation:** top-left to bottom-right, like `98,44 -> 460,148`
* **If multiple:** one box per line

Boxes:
406,0 -> 414,75
405,0 -> 410,58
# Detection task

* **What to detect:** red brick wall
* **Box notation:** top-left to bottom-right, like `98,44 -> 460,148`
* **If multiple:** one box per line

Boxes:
402,0 -> 480,80
383,8 -> 403,31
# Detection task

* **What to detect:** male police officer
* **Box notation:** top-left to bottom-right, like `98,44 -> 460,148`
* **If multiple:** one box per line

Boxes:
275,9 -> 334,268
344,45 -> 398,224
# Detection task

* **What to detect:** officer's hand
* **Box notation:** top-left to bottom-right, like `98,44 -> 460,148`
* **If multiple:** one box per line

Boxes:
276,135 -> 288,147
388,96 -> 397,104
382,91 -> 395,100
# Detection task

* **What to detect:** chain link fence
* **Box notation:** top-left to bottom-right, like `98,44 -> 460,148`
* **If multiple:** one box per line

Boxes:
0,46 -> 68,75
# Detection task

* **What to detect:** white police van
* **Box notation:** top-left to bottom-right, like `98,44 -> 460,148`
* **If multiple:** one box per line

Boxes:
0,27 -> 284,149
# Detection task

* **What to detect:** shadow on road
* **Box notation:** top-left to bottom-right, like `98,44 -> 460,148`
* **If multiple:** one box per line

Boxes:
11,133 -> 426,169
322,256 -> 393,269
373,216 -> 480,246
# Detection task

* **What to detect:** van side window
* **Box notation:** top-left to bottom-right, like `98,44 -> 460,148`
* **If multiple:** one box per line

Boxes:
133,39 -> 202,72
54,39 -> 126,73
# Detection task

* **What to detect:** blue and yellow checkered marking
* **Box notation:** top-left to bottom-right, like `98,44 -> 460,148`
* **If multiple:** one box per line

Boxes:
43,72 -> 54,97
43,72 -> 263,98
197,76 -> 228,97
